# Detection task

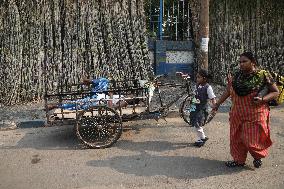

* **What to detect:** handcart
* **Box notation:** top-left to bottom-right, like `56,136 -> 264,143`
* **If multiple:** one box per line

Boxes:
44,72 -> 215,149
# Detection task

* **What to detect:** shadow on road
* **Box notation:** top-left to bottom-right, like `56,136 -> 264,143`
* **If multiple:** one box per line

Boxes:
87,139 -> 250,179
86,150 -> 248,179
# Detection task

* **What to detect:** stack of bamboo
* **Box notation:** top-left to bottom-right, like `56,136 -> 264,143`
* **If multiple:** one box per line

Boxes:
209,0 -> 284,84
0,0 -> 153,105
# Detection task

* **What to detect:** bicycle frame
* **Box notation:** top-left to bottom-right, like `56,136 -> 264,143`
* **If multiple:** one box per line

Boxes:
154,73 -> 194,113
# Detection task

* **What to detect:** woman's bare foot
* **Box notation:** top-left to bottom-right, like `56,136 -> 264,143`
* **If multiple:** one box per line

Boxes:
45,104 -> 58,111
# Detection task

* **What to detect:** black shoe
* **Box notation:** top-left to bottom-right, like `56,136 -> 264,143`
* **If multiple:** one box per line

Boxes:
253,159 -> 262,168
193,141 -> 204,147
201,137 -> 209,142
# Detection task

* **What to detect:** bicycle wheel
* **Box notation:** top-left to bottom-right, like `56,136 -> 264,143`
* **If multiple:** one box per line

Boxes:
76,106 -> 122,149
180,96 -> 215,126
180,96 -> 192,125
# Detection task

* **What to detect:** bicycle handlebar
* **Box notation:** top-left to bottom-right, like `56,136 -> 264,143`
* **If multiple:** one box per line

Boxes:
153,74 -> 167,81
176,72 -> 191,80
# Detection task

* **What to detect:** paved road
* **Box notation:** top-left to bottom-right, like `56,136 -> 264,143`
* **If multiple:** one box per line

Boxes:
0,106 -> 284,189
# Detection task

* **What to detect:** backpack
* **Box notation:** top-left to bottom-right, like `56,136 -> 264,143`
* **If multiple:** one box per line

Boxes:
268,72 -> 284,106
270,72 -> 284,106
258,70 -> 284,106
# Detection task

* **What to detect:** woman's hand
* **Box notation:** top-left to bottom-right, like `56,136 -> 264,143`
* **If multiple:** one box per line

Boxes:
253,96 -> 265,105
212,103 -> 220,111
253,83 -> 279,105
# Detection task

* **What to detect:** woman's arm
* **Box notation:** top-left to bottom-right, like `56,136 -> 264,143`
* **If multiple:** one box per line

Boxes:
212,86 -> 230,111
254,83 -> 279,104
264,83 -> 279,102
212,73 -> 232,111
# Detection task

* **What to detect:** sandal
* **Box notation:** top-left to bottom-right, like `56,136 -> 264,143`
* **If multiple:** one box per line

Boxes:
201,137 -> 209,142
225,161 -> 245,168
253,159 -> 262,168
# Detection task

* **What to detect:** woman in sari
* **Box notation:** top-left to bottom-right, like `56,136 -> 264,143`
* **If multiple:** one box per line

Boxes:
213,52 -> 279,168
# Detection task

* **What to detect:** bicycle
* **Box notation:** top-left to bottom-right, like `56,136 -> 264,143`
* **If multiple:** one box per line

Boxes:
152,72 -> 215,126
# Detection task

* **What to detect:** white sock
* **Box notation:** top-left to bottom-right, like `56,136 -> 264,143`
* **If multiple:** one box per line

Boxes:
195,127 -> 206,140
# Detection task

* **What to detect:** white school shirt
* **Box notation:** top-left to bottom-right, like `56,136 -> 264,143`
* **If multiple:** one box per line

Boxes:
196,84 -> 216,100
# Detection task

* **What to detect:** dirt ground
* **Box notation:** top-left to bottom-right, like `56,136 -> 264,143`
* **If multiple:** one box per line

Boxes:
0,104 -> 284,189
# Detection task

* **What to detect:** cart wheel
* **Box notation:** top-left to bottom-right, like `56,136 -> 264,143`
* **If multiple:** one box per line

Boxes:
76,106 -> 122,149
180,96 -> 192,125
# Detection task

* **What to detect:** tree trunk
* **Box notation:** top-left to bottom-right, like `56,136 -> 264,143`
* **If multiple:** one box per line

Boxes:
198,0 -> 209,70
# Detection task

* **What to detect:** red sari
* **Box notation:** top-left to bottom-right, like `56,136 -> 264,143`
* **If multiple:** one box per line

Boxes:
229,88 -> 272,164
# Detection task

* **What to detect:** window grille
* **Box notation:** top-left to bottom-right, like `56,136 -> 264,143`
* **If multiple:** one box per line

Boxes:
145,0 -> 194,41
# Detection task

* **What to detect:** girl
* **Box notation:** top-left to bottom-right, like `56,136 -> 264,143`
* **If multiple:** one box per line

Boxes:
190,69 -> 217,147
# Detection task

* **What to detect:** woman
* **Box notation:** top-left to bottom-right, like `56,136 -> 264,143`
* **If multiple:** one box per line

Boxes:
213,52 -> 279,168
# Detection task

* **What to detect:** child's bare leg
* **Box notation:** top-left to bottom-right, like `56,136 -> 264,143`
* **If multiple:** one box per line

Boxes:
113,100 -> 128,109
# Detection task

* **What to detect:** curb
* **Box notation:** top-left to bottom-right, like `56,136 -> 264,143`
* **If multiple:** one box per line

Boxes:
0,125 -> 18,131
0,120 -> 17,131
17,120 -> 46,129
0,120 -> 46,130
